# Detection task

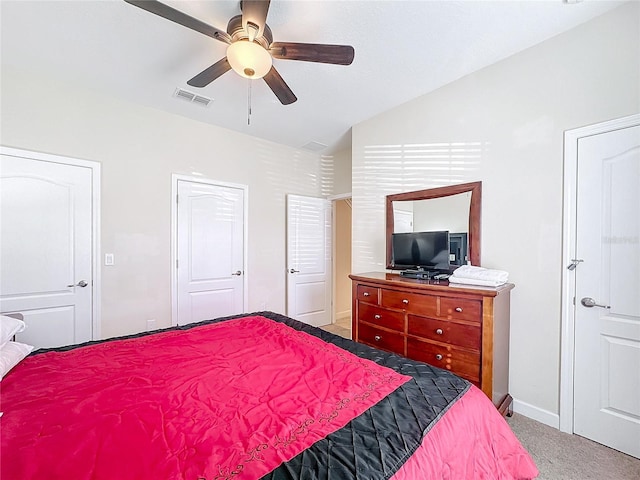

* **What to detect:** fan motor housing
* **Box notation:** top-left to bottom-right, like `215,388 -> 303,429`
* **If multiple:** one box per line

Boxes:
227,15 -> 273,48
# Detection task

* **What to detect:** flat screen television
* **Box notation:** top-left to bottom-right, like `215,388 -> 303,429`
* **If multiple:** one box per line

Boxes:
391,230 -> 450,272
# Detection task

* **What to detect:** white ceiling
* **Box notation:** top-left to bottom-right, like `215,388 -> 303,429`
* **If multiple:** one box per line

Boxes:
0,0 -> 624,153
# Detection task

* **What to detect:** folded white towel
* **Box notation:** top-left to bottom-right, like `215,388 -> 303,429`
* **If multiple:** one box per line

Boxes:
448,276 -> 506,288
450,265 -> 509,283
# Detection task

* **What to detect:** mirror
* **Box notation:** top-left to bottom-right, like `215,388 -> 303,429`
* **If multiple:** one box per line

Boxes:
385,181 -> 482,269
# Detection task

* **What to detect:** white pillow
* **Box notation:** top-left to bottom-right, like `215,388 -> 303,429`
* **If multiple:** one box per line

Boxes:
0,315 -> 26,348
0,341 -> 34,379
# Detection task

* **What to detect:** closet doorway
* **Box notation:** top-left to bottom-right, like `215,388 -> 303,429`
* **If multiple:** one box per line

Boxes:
332,195 -> 352,335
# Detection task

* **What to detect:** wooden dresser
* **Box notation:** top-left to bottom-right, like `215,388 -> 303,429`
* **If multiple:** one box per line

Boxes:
350,272 -> 514,415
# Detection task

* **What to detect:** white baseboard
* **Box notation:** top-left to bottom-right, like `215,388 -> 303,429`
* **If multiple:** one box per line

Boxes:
512,398 -> 559,429
335,310 -> 351,321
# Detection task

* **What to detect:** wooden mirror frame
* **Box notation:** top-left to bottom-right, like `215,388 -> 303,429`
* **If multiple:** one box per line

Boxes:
385,181 -> 482,269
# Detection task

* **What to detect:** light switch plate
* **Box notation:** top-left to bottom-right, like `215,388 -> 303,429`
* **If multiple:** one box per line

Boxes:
105,253 -> 114,266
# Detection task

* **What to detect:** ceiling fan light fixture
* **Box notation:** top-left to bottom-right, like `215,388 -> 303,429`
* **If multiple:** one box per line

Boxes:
227,40 -> 272,79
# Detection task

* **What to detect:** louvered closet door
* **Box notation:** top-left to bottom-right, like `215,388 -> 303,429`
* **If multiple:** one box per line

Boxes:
286,195 -> 331,327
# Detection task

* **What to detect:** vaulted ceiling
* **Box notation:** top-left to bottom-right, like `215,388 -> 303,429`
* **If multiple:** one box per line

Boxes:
0,0 -> 624,153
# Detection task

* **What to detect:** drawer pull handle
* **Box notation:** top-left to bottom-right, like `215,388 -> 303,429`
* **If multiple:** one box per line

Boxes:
435,354 -> 443,361
455,307 -> 463,312
436,328 -> 443,335
363,292 -> 370,297
374,335 -> 381,342
374,314 -> 381,320
402,299 -> 409,304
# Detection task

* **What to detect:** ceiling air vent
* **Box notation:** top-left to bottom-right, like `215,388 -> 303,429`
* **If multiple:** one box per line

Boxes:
302,141 -> 328,152
174,88 -> 212,107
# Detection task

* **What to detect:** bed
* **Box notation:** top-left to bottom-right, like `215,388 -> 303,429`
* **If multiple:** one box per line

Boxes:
1,311 -> 538,479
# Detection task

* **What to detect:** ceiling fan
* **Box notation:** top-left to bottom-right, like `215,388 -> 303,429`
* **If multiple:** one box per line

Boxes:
124,0 -> 355,105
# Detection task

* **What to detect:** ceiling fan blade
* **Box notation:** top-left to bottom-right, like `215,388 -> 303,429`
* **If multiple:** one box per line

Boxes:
187,58 -> 232,88
263,67 -> 297,105
124,0 -> 231,44
241,0 -> 270,38
270,42 -> 355,65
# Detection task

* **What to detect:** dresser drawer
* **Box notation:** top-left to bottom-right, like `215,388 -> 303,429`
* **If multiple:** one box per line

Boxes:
381,289 -> 437,315
358,322 -> 405,355
351,273 -> 514,411
407,315 -> 481,351
439,297 -> 482,323
407,338 -> 480,382
356,285 -> 379,304
358,303 -> 404,332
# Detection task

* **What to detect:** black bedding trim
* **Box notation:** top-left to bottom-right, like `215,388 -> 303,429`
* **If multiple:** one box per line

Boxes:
33,311 -> 470,480
256,312 -> 470,480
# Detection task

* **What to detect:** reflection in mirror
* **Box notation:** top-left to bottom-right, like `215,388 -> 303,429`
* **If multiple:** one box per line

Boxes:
393,193 -> 472,265
386,182 -> 481,269
392,193 -> 471,233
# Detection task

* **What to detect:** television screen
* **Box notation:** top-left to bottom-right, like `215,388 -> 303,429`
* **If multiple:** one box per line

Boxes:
391,230 -> 450,270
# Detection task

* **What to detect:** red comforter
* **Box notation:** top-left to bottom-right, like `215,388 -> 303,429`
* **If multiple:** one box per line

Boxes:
392,386 -> 538,479
1,316 -> 410,479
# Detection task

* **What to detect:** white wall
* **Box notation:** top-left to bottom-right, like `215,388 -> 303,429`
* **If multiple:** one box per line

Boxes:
1,70 -> 338,339
328,147 -> 352,195
352,3 -> 640,418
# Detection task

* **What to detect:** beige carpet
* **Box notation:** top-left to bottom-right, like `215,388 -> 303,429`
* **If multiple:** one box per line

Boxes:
320,317 -> 351,339
507,413 -> 640,479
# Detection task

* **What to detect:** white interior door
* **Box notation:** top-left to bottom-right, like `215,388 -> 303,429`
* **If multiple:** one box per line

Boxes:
0,152 -> 94,349
176,179 -> 245,326
287,195 -> 331,327
573,122 -> 640,458
393,209 -> 414,233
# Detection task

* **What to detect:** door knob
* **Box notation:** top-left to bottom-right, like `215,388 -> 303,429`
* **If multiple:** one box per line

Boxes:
231,270 -> 242,276
289,268 -> 299,273
67,280 -> 88,288
580,297 -> 610,309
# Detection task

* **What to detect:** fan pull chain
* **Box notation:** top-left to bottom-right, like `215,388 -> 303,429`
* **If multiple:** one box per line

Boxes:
247,79 -> 252,126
